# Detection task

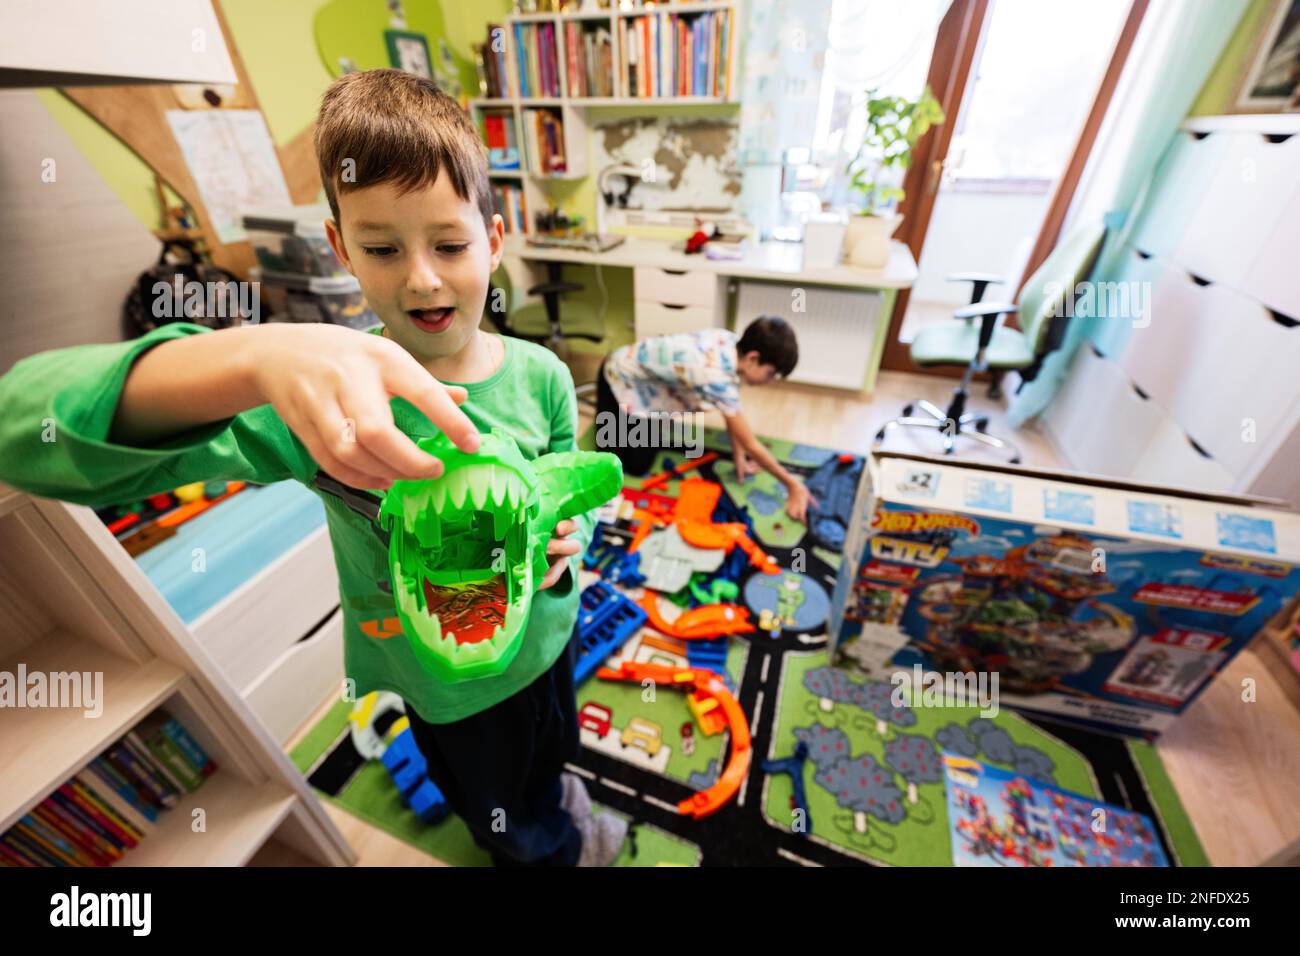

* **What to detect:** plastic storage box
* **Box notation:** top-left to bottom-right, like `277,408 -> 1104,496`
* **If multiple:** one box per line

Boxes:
241,204 -> 347,278
259,270 -> 378,330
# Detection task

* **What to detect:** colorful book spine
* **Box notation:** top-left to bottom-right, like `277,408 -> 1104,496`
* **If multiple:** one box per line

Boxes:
89,754 -> 159,821
105,740 -> 178,808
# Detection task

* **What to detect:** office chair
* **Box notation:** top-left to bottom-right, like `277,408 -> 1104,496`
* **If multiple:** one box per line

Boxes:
874,222 -> 1105,464
486,261 -> 606,356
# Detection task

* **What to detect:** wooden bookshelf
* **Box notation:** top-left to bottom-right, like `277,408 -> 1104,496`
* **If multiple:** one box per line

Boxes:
0,487 -> 356,867
469,1 -> 744,234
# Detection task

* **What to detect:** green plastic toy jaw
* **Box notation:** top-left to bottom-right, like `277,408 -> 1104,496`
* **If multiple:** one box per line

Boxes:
377,429 -> 623,684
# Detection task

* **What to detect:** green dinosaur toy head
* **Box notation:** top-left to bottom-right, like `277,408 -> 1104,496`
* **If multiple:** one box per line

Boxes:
378,429 -> 622,683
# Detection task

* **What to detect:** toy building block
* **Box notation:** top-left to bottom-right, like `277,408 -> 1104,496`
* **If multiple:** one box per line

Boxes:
686,637 -> 735,693
583,537 -> 646,587
690,577 -> 739,606
573,581 -> 648,685
597,660 -> 751,819
380,721 -> 450,825
761,741 -> 812,836
687,691 -> 727,736
378,429 -> 623,684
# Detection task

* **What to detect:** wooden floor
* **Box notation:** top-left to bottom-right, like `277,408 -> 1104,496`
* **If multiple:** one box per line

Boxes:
274,369 -> 1300,867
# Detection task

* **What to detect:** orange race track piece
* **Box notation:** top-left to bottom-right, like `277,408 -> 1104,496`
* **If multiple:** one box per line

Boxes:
627,507 -> 666,553
596,660 -> 751,819
638,591 -> 754,640
674,478 -> 778,574
640,452 -> 720,491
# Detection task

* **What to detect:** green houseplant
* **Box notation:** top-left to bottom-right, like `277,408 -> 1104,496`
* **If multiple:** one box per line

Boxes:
842,86 -> 945,269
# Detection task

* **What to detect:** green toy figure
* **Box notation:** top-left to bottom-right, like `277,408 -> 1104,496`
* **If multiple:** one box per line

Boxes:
377,429 -> 622,683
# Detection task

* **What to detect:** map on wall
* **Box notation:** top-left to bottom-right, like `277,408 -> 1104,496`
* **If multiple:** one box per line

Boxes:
592,117 -> 741,215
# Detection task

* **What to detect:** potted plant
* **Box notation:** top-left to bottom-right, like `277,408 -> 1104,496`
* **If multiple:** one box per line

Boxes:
842,87 -> 944,270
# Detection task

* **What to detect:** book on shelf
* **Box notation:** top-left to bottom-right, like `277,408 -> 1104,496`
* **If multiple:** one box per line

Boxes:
476,25 -> 512,98
0,710 -> 214,866
524,109 -> 567,175
514,22 -> 561,99
483,112 -> 520,171
491,183 -> 528,234
634,8 -> 730,99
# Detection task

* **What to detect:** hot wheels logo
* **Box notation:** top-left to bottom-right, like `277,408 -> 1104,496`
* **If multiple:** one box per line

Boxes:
872,510 -> 980,536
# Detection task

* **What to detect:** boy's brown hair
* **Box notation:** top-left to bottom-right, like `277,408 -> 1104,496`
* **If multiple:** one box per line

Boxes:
314,69 -> 493,230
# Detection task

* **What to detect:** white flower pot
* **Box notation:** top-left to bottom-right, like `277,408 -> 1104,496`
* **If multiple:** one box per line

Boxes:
843,213 -> 902,270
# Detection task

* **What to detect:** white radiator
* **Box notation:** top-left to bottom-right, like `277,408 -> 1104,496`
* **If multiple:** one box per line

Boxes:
734,280 -> 882,389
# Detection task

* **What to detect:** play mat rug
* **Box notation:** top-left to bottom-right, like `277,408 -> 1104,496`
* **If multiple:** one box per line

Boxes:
288,429 -> 1207,867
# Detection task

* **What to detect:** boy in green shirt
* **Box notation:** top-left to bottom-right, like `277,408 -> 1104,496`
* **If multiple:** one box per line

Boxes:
0,70 -> 624,866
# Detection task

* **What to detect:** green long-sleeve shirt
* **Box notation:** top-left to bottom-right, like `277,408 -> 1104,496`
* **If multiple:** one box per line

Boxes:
0,322 -> 596,724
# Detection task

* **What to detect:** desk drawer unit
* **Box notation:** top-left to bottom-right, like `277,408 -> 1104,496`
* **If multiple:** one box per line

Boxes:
633,266 -> 717,306
633,266 -> 723,338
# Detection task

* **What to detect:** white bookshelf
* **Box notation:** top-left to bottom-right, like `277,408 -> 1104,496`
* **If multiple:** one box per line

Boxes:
0,483 -> 355,867
471,0 -> 743,234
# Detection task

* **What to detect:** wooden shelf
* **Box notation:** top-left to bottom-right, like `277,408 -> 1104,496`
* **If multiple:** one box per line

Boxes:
119,774 -> 296,867
0,488 -> 356,867
0,630 -> 186,834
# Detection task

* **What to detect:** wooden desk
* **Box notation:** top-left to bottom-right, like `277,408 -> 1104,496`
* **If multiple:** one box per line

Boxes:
502,234 -> 918,392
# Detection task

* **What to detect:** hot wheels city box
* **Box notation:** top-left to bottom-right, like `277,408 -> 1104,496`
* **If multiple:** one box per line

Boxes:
828,453 -> 1300,737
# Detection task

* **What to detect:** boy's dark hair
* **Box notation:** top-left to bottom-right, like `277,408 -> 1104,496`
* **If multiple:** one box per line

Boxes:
314,69 -> 494,231
737,316 -> 798,377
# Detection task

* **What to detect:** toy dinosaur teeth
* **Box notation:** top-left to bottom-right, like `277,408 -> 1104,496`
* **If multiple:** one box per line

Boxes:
378,430 -> 622,683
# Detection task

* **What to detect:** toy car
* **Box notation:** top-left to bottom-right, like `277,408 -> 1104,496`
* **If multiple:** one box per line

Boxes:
620,716 -> 663,757
579,701 -> 612,738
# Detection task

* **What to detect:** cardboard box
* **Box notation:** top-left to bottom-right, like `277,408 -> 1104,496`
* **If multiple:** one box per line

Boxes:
828,453 -> 1300,738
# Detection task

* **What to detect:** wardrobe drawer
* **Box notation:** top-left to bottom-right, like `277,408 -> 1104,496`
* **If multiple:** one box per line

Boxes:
1131,414 -> 1235,495
1128,129 -> 1228,260
245,608 -> 345,745
1163,286 -> 1300,477
633,266 -> 718,307
634,301 -> 718,339
1116,263 -> 1202,412
193,525 -> 340,691
1087,243 -> 1162,360
1176,131 -> 1300,291
1047,346 -> 1162,479
1243,176 -> 1300,321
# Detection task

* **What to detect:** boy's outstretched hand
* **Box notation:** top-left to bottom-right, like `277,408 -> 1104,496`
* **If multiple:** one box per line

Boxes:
785,480 -> 816,524
733,447 -> 762,482
248,325 -> 481,490
539,519 -> 582,590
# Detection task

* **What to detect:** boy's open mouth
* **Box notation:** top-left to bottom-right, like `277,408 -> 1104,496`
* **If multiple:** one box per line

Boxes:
408,306 -> 456,333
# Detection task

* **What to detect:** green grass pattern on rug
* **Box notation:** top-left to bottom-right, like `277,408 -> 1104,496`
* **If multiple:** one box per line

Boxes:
289,698 -> 702,866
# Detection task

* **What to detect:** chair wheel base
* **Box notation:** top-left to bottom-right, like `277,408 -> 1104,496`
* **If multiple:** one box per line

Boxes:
872,396 -> 1022,466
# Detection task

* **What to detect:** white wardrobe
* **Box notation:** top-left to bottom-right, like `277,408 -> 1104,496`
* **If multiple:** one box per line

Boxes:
1046,115 -> 1300,506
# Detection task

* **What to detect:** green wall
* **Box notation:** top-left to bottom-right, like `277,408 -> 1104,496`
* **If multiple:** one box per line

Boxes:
1188,0 -> 1273,116
41,0 -> 514,232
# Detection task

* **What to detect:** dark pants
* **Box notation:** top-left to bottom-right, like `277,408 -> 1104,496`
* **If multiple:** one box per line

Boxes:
595,357 -> 690,478
403,633 -> 583,866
